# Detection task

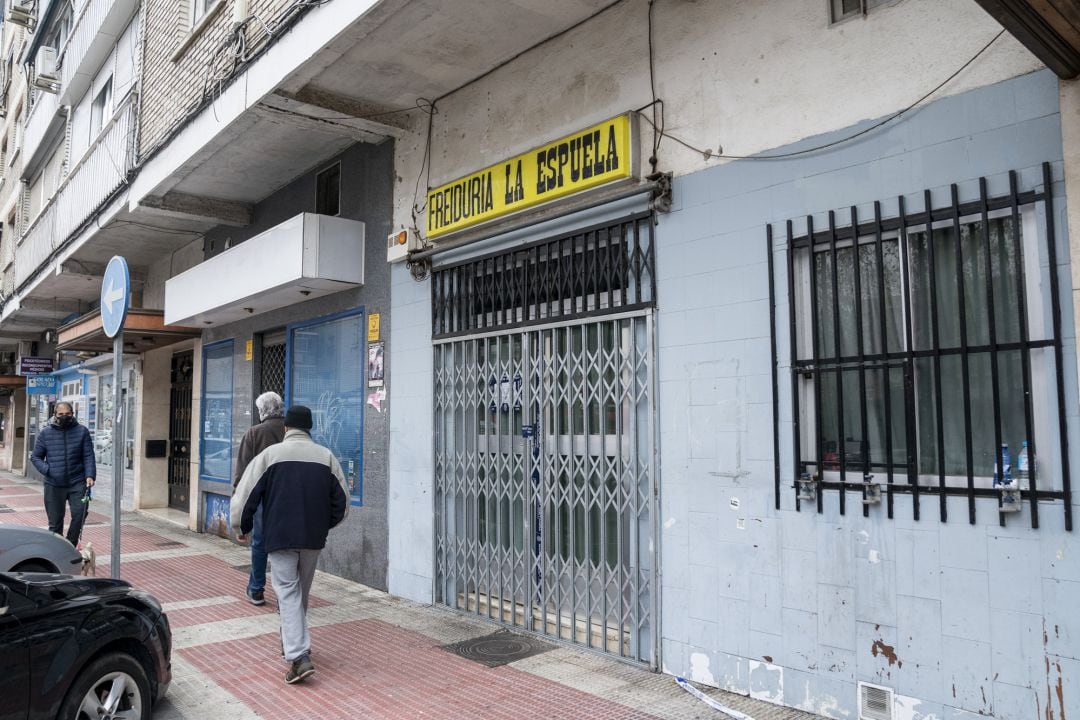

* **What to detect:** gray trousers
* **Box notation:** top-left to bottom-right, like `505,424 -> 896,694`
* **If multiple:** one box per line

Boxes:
269,548 -> 320,662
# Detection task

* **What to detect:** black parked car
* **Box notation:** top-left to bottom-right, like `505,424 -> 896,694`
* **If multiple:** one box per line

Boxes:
0,572 -> 171,720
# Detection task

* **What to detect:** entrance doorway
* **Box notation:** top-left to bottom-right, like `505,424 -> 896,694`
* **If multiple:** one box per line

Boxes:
429,210 -> 658,665
168,351 -> 193,511
434,318 -> 656,664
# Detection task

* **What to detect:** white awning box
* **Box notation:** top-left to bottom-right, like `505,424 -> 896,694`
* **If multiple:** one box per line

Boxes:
164,213 -> 365,326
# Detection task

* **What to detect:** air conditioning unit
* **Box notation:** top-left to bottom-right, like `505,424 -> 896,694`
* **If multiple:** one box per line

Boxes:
33,47 -> 59,92
6,0 -> 34,28
386,228 -> 422,263
858,682 -> 894,720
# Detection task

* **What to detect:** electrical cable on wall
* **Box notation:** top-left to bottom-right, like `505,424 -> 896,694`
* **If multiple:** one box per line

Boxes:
646,0 -> 661,173
639,24 -> 1006,163
405,0 -> 632,253
409,98 -> 438,241
140,0 -> 332,167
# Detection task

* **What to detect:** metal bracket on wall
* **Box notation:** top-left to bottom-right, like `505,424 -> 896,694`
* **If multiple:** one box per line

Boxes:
407,255 -> 431,282
647,171 -> 673,213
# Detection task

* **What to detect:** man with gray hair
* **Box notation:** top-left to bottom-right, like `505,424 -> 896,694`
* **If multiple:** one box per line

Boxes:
233,391 -> 285,605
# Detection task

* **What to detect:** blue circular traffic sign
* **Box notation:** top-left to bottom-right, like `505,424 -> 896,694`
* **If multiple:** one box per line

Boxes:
100,256 -> 130,338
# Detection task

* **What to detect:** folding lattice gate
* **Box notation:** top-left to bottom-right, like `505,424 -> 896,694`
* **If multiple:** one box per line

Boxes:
434,315 -> 656,665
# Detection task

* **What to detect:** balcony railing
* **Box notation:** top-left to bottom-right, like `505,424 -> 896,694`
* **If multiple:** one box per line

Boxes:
20,88 -> 61,175
15,98 -> 133,290
1,266 -> 14,300
59,0 -> 138,104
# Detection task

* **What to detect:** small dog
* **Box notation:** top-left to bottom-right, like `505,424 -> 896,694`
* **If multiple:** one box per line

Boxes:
79,542 -> 96,576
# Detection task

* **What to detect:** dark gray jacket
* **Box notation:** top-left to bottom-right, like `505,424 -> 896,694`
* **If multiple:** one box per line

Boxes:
30,417 -> 96,487
233,415 -> 285,488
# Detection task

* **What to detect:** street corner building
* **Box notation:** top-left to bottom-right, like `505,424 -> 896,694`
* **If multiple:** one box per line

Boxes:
0,0 -> 1077,718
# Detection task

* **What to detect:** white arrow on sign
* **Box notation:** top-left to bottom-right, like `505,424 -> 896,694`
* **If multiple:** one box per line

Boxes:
103,280 -> 124,313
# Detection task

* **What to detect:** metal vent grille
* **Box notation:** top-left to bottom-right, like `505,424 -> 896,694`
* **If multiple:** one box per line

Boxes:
858,682 -> 893,720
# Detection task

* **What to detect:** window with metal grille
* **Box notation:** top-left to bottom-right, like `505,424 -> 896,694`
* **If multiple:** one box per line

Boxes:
431,212 -> 655,339
772,164 -> 1072,529
260,340 -> 286,399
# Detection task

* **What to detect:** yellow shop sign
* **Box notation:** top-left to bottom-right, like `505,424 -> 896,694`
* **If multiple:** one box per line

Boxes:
426,114 -> 634,239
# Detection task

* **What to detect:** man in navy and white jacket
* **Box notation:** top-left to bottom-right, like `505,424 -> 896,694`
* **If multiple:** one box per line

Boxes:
31,401 -> 96,545
230,405 -> 349,685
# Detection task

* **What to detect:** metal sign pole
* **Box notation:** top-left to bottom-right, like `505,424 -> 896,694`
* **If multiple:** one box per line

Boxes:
110,334 -> 123,579
100,255 -> 130,581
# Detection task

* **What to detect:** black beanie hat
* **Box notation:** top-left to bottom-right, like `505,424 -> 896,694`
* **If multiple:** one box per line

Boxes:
284,405 -> 313,430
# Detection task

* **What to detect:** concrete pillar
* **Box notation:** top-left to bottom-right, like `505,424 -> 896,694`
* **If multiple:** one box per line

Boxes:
134,346 -> 171,509
11,389 -> 26,474
1062,77 -> 1080,402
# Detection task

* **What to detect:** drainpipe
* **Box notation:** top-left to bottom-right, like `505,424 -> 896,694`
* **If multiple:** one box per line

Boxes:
232,0 -> 250,26
131,0 -> 148,171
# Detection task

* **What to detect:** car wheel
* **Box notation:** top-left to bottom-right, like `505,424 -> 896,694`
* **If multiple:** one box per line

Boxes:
59,652 -> 151,720
11,561 -> 54,573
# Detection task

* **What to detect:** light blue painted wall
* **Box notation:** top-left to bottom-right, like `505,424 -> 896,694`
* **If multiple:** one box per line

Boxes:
656,69 -> 1079,719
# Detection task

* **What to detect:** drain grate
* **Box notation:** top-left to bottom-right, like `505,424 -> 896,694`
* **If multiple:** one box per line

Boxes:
0,508 -> 13,513
232,564 -> 252,573
155,541 -> 185,548
441,630 -> 555,667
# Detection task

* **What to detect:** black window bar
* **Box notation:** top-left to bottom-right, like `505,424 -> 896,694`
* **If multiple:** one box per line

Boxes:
431,212 -> 656,339
768,163 -> 1072,530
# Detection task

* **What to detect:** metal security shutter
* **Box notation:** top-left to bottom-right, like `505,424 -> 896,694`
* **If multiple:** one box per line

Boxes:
432,212 -> 657,666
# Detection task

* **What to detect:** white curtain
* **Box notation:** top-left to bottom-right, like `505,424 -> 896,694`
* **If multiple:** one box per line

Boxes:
814,216 -> 1025,478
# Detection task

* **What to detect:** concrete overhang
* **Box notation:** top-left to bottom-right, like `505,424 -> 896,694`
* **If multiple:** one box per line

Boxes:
130,0 -> 621,213
164,213 -> 365,327
16,0 -> 623,321
973,0 -> 1080,78
0,373 -> 26,396
0,295 -> 87,341
56,308 -> 201,354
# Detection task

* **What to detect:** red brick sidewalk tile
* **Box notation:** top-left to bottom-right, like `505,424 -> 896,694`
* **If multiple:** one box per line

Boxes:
80,523 -> 182,555
120,553 -> 328,625
180,619 -> 661,720
0,485 -> 38,495
5,508 -> 110,528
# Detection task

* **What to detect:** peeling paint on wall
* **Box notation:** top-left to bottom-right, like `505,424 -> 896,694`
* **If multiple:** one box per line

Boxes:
816,692 -> 850,720
747,659 -> 783,704
894,694 -> 941,720
689,652 -> 716,687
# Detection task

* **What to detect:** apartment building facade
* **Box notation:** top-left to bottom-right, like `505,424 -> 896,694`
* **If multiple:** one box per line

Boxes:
0,0 -> 1077,718
382,1 -> 1079,717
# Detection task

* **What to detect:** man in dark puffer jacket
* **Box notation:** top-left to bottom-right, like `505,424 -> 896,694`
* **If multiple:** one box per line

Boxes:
30,401 -> 96,545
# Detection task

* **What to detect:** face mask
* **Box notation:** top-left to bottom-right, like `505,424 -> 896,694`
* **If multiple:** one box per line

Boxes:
57,415 -> 75,428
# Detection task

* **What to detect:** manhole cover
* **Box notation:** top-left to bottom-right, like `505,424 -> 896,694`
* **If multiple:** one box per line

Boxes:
441,630 -> 555,667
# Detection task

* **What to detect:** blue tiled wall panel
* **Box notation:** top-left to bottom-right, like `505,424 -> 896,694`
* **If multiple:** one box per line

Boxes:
656,69 -> 1076,718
